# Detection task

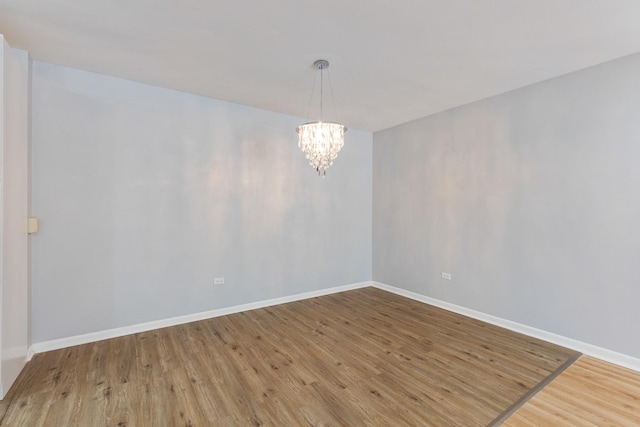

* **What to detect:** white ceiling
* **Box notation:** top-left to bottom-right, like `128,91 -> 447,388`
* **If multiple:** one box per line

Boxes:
1,0 -> 640,132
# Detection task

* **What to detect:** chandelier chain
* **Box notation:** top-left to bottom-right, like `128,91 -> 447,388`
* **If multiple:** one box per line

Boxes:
327,70 -> 338,123
306,71 -> 317,120
320,64 -> 324,121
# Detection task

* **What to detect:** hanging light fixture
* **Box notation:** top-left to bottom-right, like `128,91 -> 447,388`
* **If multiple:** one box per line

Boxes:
296,59 -> 347,177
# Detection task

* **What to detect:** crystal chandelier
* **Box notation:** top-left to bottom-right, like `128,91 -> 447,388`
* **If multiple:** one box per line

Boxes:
296,60 -> 347,177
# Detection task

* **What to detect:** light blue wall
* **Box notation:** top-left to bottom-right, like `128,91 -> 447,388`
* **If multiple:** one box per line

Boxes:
374,53 -> 640,358
31,51 -> 640,360
31,61 -> 372,343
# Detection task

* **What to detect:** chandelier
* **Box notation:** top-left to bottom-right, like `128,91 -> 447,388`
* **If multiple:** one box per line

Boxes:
296,60 -> 347,177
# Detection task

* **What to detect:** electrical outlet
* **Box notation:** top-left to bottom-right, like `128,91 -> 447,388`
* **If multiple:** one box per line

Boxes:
213,277 -> 225,285
441,272 -> 452,281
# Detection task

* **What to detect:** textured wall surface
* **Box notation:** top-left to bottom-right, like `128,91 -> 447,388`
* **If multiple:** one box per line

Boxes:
31,62 -> 372,343
374,53 -> 640,358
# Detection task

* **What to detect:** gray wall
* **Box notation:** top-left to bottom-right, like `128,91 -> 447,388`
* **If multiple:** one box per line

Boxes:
31,61 -> 372,343
374,53 -> 640,358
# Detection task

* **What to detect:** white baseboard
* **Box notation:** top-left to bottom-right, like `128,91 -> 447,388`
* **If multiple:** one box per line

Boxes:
371,281 -> 640,373
31,281 -> 370,355
30,280 -> 640,373
27,346 -> 36,362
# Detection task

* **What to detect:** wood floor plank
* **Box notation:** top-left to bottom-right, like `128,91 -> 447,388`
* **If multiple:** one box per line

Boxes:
1,287 -> 578,426
504,356 -> 640,426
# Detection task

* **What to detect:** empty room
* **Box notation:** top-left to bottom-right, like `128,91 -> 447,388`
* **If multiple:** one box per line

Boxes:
1,1 -> 640,425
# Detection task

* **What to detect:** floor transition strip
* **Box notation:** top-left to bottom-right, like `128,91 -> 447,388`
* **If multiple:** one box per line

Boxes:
487,351 -> 583,426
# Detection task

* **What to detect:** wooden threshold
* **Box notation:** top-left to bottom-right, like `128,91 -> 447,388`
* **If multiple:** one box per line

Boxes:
489,351 -> 581,426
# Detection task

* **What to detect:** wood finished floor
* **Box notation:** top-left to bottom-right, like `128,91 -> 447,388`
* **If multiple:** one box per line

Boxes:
0,287 -> 577,426
504,355 -> 640,426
